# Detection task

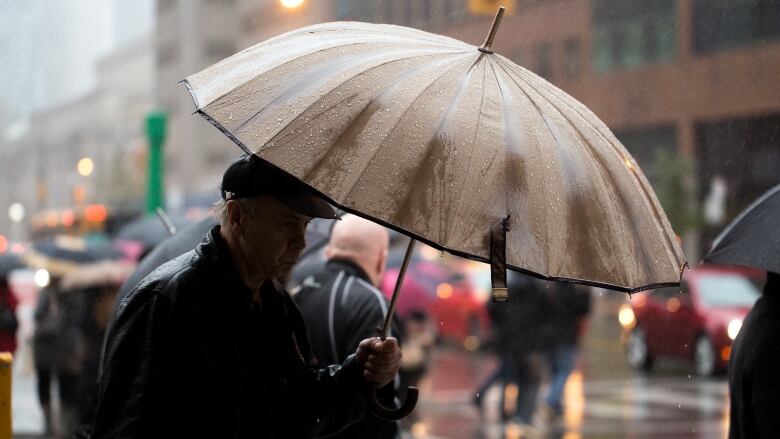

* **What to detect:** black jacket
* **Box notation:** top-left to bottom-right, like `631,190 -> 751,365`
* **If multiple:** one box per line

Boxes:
728,272 -> 780,439
293,259 -> 400,438
488,271 -> 554,358
89,227 -> 365,439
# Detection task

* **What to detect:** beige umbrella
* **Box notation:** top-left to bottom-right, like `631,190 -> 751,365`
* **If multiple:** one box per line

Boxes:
184,10 -> 685,295
183,6 -> 686,417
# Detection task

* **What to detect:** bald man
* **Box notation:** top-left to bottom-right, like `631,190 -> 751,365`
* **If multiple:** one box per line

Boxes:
293,215 -> 401,438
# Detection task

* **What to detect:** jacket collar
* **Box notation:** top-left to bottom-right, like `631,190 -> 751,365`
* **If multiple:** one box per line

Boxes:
326,258 -> 372,285
198,225 -> 255,306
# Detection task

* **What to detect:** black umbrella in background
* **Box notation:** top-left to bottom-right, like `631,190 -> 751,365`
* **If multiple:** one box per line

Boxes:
115,211 -> 191,253
0,254 -> 23,278
705,184 -> 780,274
25,235 -> 123,277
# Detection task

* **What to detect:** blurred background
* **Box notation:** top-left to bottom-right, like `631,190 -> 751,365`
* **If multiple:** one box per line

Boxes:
0,0 -> 778,438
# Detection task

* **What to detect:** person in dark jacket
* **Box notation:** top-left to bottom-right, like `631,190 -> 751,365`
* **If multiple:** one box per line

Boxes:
294,214 -> 400,438
728,271 -> 780,438
89,156 -> 402,438
476,271 -> 553,425
541,282 -> 590,423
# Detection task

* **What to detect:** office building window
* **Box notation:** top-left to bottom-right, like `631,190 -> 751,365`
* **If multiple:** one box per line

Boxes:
693,0 -> 780,54
592,0 -> 676,72
563,38 -> 581,79
534,42 -> 553,79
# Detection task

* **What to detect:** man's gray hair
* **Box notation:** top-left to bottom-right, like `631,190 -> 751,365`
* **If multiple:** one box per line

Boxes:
212,197 -> 261,225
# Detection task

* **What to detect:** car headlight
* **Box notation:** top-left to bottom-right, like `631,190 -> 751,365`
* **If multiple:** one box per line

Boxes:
727,319 -> 743,340
34,268 -> 50,288
618,304 -> 636,329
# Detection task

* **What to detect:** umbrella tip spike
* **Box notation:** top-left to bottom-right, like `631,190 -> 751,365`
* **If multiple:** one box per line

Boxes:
478,6 -> 506,54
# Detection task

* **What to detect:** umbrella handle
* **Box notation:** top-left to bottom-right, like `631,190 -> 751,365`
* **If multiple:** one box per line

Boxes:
363,237 -> 419,420
364,385 -> 419,420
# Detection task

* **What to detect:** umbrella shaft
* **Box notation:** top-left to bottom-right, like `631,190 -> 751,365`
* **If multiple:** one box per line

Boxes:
380,238 -> 416,340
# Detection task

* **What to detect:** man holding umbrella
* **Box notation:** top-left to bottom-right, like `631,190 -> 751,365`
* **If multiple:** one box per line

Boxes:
89,155 -> 402,438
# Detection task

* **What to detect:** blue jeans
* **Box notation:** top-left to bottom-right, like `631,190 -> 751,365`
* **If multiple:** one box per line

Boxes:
546,345 -> 578,415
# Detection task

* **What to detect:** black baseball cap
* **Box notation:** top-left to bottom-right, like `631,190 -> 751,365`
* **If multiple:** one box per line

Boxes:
221,155 -> 338,219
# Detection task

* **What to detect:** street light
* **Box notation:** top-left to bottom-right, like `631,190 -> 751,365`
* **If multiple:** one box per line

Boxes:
280,0 -> 305,9
77,157 -> 94,176
7,203 -> 25,223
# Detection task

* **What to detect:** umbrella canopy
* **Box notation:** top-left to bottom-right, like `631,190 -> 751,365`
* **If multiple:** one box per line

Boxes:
705,184 -> 780,274
183,20 -> 685,293
115,212 -> 191,251
0,254 -> 23,278
25,235 -> 124,276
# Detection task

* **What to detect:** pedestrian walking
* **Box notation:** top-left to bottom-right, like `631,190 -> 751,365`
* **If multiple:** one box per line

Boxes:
728,271 -> 780,438
294,214 -> 401,438
476,271 -> 553,426
33,279 -> 86,436
540,283 -> 591,424
89,155 -> 402,438
0,272 -> 19,354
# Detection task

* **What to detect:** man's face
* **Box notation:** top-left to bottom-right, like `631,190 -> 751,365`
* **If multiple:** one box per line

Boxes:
237,196 -> 311,280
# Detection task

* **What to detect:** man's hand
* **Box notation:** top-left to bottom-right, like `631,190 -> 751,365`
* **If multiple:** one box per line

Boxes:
355,337 -> 401,388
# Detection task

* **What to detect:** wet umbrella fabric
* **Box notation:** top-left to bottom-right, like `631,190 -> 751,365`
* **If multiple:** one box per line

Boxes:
115,217 -> 218,304
705,184 -> 780,274
25,235 -> 123,276
115,213 -> 191,251
182,21 -> 685,293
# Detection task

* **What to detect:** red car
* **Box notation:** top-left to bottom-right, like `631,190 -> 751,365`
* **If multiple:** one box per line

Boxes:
380,255 -> 490,350
620,266 -> 763,376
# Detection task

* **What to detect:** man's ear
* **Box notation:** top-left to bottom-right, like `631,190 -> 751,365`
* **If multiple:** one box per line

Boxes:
226,200 -> 243,229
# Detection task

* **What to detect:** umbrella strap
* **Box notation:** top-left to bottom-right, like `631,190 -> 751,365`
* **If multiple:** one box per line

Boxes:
490,215 -> 510,302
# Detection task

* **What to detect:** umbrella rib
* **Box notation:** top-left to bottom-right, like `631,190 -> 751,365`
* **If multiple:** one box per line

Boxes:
446,58 -> 489,244
505,60 -> 680,272
231,45 -> 427,133
490,58 -> 548,271
341,55 -> 476,204
257,51 -> 471,180
495,60 -> 657,280
392,56 -> 486,244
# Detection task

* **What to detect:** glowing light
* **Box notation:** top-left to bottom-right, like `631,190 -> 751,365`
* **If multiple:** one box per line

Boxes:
10,243 -> 24,253
84,204 -> 108,222
721,346 -> 731,361
436,282 -> 453,299
34,269 -> 50,288
280,0 -> 304,8
631,293 -> 646,308
73,185 -> 87,204
618,304 -> 636,329
563,370 -> 585,435
666,297 -> 681,313
410,422 -> 427,438
463,335 -> 480,351
45,212 -> 59,228
61,210 -> 75,228
8,203 -> 25,222
77,157 -> 94,176
727,319 -> 742,340
0,235 -> 7,253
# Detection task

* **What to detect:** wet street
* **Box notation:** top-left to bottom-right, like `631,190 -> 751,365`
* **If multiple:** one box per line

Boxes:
401,292 -> 730,439
11,292 -> 730,438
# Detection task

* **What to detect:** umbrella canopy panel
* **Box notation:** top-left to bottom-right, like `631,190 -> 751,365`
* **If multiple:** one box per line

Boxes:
184,22 -> 686,292
705,184 -> 780,274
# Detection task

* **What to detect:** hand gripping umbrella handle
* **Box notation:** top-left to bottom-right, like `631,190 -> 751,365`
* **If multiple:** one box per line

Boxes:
364,238 -> 418,420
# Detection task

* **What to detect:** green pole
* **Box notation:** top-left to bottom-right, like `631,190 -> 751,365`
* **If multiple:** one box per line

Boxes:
145,110 -> 167,214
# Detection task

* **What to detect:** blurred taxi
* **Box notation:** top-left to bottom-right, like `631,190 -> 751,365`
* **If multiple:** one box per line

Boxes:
619,266 -> 762,376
